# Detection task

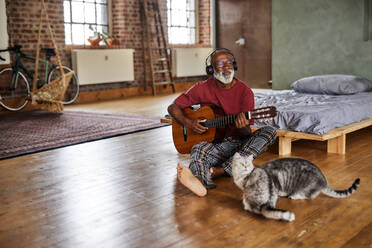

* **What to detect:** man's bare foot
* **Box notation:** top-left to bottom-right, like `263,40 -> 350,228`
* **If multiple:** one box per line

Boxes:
210,167 -> 225,179
177,163 -> 207,197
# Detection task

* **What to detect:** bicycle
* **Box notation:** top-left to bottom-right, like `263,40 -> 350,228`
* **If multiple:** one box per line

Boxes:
0,45 -> 79,111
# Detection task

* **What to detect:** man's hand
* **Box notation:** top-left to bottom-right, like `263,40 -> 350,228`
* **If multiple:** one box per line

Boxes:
186,118 -> 208,134
168,103 -> 208,135
235,112 -> 251,136
235,112 -> 250,129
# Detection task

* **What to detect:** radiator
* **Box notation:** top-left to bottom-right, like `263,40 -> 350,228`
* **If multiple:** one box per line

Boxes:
71,49 -> 135,85
171,48 -> 213,77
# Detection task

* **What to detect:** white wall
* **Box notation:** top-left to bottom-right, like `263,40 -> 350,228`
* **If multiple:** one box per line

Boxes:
0,0 -> 10,64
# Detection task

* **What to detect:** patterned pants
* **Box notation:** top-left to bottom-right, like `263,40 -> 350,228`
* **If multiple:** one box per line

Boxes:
189,126 -> 277,188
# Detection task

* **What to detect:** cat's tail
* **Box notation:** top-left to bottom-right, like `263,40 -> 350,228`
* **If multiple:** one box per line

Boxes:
322,178 -> 360,198
261,205 -> 295,222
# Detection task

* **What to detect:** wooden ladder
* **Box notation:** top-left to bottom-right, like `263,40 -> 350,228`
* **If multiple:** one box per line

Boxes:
140,0 -> 175,96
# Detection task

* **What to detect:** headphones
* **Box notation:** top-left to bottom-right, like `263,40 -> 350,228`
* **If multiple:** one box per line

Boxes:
205,48 -> 238,75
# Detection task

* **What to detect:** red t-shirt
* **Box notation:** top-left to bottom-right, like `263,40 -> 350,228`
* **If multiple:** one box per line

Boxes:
174,77 -> 254,137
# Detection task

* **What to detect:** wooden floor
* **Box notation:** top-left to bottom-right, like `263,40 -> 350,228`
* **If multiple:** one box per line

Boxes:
0,93 -> 371,248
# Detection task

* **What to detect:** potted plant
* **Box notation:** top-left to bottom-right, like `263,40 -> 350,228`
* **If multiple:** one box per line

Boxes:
88,25 -> 119,47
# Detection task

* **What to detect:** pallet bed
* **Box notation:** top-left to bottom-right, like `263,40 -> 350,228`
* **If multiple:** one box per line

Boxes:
252,87 -> 372,155
253,118 -> 372,155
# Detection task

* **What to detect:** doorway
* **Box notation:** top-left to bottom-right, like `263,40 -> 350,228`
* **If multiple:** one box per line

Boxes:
216,0 -> 272,88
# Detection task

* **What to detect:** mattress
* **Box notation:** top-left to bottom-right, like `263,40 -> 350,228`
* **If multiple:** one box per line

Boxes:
253,90 -> 372,135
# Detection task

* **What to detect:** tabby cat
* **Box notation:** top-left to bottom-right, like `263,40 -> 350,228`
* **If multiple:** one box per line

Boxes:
231,153 -> 360,222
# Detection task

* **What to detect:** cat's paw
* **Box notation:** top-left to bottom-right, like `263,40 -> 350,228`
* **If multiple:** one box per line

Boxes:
242,199 -> 252,211
282,211 -> 295,222
289,194 -> 306,200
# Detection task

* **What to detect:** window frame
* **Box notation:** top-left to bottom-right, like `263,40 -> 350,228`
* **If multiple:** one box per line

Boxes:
63,0 -> 112,46
167,0 -> 199,45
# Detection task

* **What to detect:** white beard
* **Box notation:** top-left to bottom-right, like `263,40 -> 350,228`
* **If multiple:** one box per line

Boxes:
213,69 -> 234,84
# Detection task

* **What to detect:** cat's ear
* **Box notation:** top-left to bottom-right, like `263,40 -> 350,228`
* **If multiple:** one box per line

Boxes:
247,154 -> 254,161
233,152 -> 242,160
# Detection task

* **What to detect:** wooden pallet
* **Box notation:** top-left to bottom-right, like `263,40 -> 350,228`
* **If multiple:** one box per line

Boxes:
161,118 -> 372,155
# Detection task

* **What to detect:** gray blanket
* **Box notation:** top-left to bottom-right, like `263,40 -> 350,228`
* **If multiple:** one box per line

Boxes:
253,90 -> 372,135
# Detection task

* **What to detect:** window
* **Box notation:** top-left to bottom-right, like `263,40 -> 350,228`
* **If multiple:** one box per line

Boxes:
167,0 -> 196,44
63,0 -> 109,45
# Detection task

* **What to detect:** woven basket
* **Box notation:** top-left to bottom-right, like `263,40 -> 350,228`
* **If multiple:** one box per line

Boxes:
31,0 -> 74,112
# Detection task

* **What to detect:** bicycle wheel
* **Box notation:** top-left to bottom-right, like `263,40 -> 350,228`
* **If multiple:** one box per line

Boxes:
48,66 -> 79,105
0,67 -> 30,111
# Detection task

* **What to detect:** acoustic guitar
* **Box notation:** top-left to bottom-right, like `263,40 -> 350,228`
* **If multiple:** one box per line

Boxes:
172,105 -> 277,154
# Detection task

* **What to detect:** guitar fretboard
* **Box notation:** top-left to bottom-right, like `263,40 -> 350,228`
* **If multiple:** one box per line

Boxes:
202,107 -> 275,128
204,112 -> 251,128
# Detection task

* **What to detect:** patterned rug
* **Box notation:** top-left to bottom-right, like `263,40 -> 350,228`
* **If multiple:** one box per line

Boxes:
0,111 -> 169,160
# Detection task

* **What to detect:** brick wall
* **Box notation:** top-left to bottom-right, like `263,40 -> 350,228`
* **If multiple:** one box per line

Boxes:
198,0 -> 211,44
4,0 -> 211,94
5,0 -> 69,71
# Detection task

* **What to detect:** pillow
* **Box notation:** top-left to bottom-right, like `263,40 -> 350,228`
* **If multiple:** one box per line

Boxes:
290,75 -> 372,95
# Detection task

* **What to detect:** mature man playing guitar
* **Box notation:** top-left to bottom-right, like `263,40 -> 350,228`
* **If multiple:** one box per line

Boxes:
167,48 -> 277,197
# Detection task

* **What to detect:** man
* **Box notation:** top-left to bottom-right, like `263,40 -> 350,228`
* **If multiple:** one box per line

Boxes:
167,48 -> 276,197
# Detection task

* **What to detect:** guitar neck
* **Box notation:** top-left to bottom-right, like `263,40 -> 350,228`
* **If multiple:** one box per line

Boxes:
204,112 -> 251,128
